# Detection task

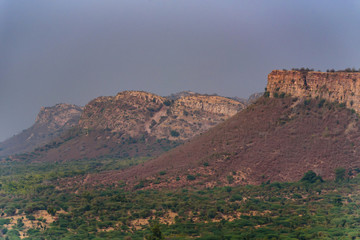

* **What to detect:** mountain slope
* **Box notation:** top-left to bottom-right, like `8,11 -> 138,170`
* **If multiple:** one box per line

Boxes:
20,91 -> 245,162
88,96 -> 360,188
0,104 -> 83,157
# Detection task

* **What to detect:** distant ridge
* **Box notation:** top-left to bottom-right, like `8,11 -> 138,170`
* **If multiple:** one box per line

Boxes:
0,104 -> 83,157
10,91 -> 247,162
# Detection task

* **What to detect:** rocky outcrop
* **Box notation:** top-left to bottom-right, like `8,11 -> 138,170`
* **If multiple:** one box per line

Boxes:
166,91 -> 197,100
0,104 -> 83,157
267,70 -> 360,111
35,104 -> 84,130
79,91 -> 245,141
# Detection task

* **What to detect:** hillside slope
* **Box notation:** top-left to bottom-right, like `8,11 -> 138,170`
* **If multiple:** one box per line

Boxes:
0,104 -> 83,157
18,91 -> 245,162
88,96 -> 360,188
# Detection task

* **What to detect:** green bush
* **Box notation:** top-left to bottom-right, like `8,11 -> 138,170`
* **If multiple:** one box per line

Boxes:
26,215 -> 36,221
335,168 -> 346,182
0,219 -> 10,225
163,100 -> 172,106
227,175 -> 234,184
230,194 -> 243,202
301,171 -> 323,184
170,130 -> 180,137
318,99 -> 326,108
304,99 -> 311,106
279,92 -> 286,98
187,175 -> 196,181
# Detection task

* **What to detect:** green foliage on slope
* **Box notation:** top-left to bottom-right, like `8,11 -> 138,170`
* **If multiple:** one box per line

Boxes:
0,158 -> 360,239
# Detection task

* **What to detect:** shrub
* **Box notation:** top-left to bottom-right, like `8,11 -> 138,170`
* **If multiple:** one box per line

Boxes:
227,175 -> 234,184
318,99 -> 326,108
146,223 -> 164,240
187,175 -> 196,181
338,103 -> 346,108
26,215 -> 36,221
47,207 -> 57,216
0,219 -> 10,225
301,171 -> 323,184
17,218 -> 24,228
170,130 -> 180,137
207,209 -> 217,219
133,181 -> 145,190
304,99 -> 311,106
335,168 -> 346,182
163,100 -> 172,106
230,194 -> 243,202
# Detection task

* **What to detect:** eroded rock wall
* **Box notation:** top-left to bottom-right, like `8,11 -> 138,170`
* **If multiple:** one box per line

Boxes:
267,70 -> 360,111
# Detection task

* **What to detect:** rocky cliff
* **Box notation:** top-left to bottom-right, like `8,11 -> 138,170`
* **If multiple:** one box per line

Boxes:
79,91 -> 245,141
267,70 -> 360,110
0,104 -> 83,157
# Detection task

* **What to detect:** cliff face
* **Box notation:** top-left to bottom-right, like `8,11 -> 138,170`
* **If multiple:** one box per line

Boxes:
35,104 -> 84,130
267,70 -> 360,110
79,91 -> 245,141
0,104 -> 83,157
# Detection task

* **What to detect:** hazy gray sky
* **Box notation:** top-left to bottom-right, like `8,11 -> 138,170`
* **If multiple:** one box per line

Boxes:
1,0 -> 360,141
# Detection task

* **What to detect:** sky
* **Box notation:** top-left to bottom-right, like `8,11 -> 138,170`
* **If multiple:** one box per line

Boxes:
1,0 -> 360,141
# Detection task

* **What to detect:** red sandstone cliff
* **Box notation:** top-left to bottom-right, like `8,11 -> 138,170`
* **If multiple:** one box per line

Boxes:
267,70 -> 360,111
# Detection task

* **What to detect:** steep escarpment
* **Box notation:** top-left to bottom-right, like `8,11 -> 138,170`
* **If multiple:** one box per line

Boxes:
88,96 -> 360,188
24,91 -> 245,162
267,70 -> 360,111
0,104 -> 83,157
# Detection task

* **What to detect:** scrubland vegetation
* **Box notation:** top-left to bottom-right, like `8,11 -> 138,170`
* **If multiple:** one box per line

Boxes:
0,158 -> 360,239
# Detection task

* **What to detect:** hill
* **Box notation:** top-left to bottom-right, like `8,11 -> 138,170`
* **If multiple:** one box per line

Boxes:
0,104 -> 83,157
88,89 -> 360,188
99,70 -> 359,188
13,91 -> 245,162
